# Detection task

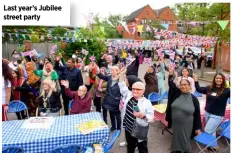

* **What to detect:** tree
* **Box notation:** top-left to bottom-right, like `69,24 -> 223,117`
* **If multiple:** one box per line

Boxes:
51,26 -> 68,37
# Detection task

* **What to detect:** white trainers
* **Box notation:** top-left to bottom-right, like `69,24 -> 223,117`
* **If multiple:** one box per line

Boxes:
119,141 -> 127,147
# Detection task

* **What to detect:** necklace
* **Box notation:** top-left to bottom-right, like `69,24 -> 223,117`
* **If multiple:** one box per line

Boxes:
43,93 -> 49,108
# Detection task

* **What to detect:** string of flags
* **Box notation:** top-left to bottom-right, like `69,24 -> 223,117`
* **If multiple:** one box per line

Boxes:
106,34 -> 217,51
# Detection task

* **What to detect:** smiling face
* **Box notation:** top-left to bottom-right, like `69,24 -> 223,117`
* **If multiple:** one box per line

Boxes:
215,74 -> 223,86
12,71 -> 17,78
43,83 -> 50,91
179,79 -> 191,93
181,68 -> 189,77
110,66 -> 119,77
132,82 -> 145,99
78,85 -> 87,97
106,55 -> 113,64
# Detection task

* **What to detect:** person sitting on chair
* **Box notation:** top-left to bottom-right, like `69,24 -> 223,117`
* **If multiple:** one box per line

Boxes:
38,79 -> 62,117
61,80 -> 92,114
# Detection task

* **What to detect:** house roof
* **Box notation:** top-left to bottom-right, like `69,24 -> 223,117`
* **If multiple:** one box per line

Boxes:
125,5 -> 148,22
153,6 -> 169,16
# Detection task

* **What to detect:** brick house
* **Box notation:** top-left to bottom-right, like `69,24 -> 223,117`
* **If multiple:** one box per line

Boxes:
123,5 -> 179,40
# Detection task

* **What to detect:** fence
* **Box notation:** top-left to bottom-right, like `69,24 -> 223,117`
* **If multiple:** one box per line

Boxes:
2,42 -> 57,60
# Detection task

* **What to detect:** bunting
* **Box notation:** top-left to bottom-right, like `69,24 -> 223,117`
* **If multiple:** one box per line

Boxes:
217,20 -> 229,30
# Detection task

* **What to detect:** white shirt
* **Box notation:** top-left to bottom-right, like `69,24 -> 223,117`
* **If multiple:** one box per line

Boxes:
2,76 -> 11,105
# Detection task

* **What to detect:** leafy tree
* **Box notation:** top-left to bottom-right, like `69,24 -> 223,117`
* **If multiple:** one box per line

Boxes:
51,26 -> 68,37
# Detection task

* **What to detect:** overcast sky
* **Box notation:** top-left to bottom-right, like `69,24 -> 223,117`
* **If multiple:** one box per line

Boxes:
71,0 -> 177,27
70,0 -> 226,27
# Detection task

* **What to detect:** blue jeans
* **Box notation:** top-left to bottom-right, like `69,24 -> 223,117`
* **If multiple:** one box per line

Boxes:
204,111 -> 223,137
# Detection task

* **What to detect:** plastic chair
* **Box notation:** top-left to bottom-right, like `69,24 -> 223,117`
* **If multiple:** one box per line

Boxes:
194,120 -> 230,153
194,91 -> 203,97
104,130 -> 121,153
2,146 -> 24,153
50,144 -> 81,153
69,100 -> 74,114
162,91 -> 168,99
148,92 -> 163,104
8,100 -> 29,119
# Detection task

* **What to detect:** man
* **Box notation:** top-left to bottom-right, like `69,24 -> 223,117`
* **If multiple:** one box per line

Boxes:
61,81 -> 91,114
174,59 -> 182,77
98,54 -> 119,75
54,57 -> 83,115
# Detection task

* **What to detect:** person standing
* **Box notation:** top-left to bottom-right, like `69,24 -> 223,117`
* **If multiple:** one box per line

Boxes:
193,73 -> 230,151
118,67 -> 154,153
166,66 -> 202,153
96,65 -> 122,131
54,57 -> 83,115
144,65 -> 158,98
2,60 -> 14,121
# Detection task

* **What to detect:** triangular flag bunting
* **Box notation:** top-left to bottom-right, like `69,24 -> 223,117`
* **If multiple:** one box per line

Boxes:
217,20 -> 229,30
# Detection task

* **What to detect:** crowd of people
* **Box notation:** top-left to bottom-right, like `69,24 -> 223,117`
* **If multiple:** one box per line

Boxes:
2,47 -> 230,153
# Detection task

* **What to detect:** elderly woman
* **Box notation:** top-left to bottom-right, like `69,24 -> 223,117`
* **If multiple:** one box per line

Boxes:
118,67 -> 154,153
144,65 -> 158,98
193,73 -> 230,152
96,65 -> 122,131
61,80 -> 92,114
166,66 -> 202,153
38,79 -> 62,117
119,75 -> 142,147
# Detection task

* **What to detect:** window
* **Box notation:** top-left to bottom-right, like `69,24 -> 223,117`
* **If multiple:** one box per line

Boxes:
149,19 -> 152,23
162,20 -> 166,24
168,20 -> 173,25
141,18 -> 147,24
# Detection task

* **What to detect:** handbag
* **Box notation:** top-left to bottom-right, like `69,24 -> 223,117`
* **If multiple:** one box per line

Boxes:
131,120 -> 149,140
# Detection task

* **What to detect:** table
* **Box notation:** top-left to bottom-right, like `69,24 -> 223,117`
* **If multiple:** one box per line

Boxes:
154,102 -> 230,134
2,112 -> 110,153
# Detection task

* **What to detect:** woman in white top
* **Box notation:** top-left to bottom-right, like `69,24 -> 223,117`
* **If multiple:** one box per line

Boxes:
174,68 -> 196,94
2,60 -> 13,121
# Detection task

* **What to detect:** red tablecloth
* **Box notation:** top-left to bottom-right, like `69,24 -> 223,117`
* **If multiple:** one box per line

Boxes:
154,102 -> 230,129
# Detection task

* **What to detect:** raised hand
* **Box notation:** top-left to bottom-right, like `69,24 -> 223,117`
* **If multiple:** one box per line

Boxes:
193,73 -> 198,82
60,80 -> 69,88
120,67 -> 127,74
168,66 -> 174,75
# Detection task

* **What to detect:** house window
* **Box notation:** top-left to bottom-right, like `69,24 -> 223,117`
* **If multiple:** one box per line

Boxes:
168,20 -> 173,25
162,20 -> 166,24
141,18 -> 147,24
149,19 -> 152,23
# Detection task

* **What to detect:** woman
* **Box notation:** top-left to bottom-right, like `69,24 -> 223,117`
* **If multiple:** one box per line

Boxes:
118,67 -> 154,153
11,50 -> 21,62
25,56 -> 40,85
166,66 -> 202,153
2,60 -> 14,121
39,57 -> 52,70
93,67 -> 107,113
34,61 -> 59,92
119,75 -> 142,147
193,73 -> 230,152
174,68 -> 195,94
144,65 -> 158,98
96,65 -> 122,131
12,69 -> 30,119
38,79 -> 62,117
155,60 -> 165,100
